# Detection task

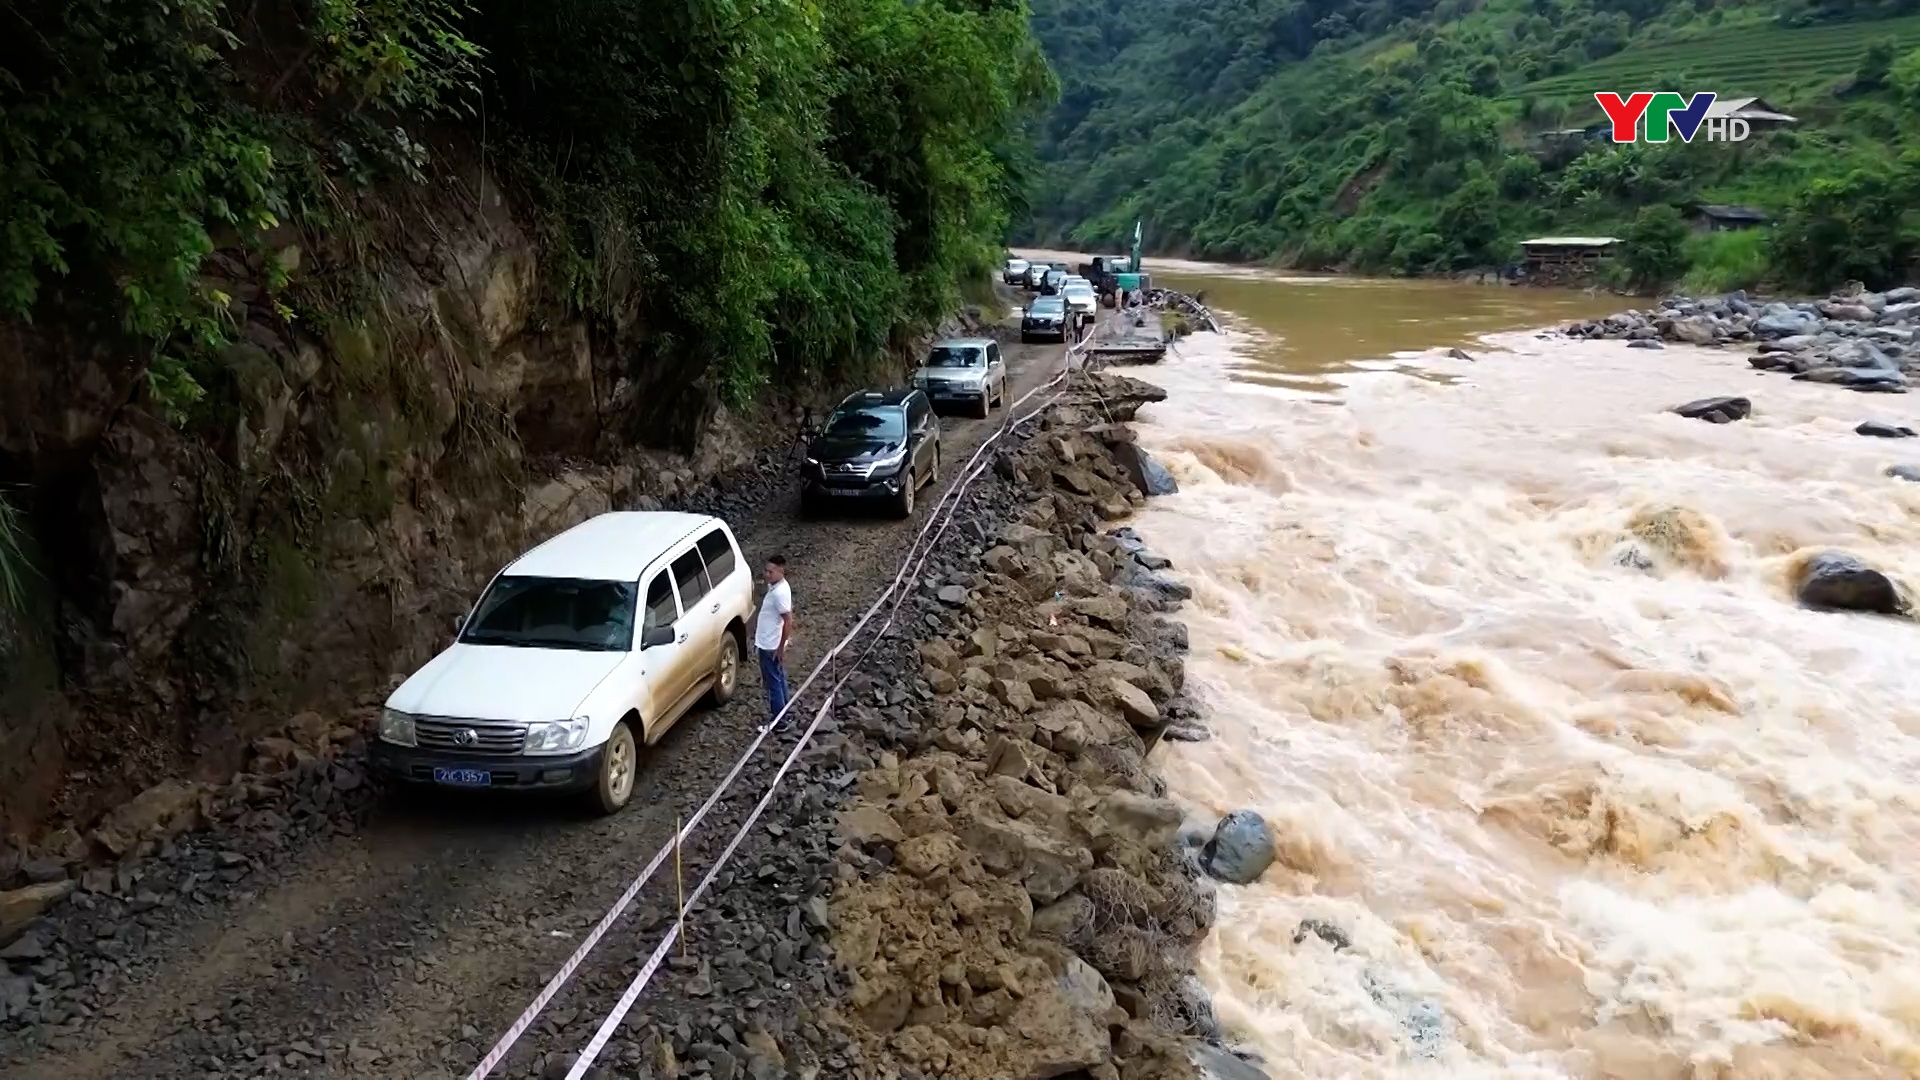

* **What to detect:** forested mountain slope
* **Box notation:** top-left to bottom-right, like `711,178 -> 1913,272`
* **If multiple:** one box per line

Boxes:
1024,0 -> 1920,290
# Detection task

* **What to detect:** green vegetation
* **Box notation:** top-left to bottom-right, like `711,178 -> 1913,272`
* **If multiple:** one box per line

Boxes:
1515,13 -> 1920,103
1024,0 -> 1920,292
1,0 -> 1049,423
1681,227 -> 1772,291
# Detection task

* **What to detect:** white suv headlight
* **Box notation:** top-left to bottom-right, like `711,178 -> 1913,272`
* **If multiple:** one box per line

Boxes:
378,708 -> 417,747
524,717 -> 591,755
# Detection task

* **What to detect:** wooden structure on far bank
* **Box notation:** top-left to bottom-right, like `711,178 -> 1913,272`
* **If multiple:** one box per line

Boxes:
1520,236 -> 1620,271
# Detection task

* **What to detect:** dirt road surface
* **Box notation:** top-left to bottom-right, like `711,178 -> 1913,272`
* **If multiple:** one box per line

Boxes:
0,313 -> 1081,1080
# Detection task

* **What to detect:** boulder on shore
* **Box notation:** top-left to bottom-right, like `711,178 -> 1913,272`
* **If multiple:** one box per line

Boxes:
1112,442 -> 1179,497
1672,396 -> 1751,424
1793,550 -> 1909,617
1201,809 -> 1276,885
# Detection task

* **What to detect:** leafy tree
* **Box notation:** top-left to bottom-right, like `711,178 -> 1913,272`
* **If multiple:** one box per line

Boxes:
1623,204 -> 1691,288
1770,160 -> 1920,288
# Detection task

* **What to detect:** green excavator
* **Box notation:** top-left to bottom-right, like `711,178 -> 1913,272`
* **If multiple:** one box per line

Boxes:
1078,220 -> 1148,307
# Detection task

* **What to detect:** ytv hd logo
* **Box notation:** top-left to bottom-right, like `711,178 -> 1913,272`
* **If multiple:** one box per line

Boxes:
1593,92 -> 1749,143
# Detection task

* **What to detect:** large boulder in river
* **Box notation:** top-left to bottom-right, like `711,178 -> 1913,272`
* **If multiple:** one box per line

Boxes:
1672,396 -> 1751,423
1856,421 -> 1917,438
1202,809 -> 1277,885
1793,550 -> 1910,617
1888,464 -> 1920,482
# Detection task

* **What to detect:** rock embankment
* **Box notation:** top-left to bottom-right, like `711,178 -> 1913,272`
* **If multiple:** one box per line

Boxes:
823,371 -> 1225,1080
1564,286 -> 1920,394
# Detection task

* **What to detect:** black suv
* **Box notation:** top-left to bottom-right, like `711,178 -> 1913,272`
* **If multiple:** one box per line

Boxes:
1021,295 -> 1070,343
801,388 -> 941,518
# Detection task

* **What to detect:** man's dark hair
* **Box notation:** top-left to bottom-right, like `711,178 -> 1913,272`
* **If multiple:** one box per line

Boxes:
767,554 -> 787,567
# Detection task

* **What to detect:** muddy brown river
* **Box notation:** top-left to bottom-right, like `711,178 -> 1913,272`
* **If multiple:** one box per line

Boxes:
1019,253 -> 1920,1080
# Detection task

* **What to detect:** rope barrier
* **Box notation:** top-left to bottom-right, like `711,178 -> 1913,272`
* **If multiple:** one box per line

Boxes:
561,375 -> 1080,1080
464,324 -> 1096,1080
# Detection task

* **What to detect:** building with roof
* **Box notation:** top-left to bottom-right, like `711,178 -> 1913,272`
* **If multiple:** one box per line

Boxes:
1685,203 -> 1770,232
1704,96 -> 1798,130
1520,236 -> 1621,270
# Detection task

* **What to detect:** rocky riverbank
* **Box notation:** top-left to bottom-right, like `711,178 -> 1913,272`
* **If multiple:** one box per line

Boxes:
1562,285 -> 1920,394
1559,285 -> 1920,491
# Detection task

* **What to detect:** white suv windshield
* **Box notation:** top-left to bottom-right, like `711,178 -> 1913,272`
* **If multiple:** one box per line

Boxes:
461,576 -> 637,652
927,346 -> 984,368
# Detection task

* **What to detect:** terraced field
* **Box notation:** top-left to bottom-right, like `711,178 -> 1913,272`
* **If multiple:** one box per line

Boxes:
1514,14 -> 1920,106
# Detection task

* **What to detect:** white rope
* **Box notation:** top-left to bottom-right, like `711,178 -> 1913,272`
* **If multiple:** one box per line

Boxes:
465,327 -> 1094,1080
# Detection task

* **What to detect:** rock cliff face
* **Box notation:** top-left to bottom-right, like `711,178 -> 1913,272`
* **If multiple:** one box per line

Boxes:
0,169 -> 867,846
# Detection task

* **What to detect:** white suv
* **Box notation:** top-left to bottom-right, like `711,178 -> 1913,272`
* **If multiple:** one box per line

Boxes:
372,512 -> 756,814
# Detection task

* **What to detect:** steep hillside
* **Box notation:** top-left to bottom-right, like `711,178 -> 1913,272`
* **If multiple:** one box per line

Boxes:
1024,0 -> 1920,290
0,0 -> 1049,842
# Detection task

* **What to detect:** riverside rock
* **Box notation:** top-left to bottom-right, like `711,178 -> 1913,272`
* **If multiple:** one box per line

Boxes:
1112,442 -> 1179,497
1202,810 -> 1277,885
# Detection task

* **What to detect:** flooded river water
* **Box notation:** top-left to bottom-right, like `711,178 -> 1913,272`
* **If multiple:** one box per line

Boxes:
1063,260 -> 1920,1080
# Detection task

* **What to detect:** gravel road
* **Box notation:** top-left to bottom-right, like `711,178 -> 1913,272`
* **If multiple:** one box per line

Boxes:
0,316 -> 1080,1080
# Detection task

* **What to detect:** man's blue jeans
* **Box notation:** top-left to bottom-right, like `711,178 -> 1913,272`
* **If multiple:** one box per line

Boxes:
758,647 -> 789,724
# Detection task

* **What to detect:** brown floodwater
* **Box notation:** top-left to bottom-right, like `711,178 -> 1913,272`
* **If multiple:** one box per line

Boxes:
1017,250 -> 1920,1080
1015,249 -> 1625,395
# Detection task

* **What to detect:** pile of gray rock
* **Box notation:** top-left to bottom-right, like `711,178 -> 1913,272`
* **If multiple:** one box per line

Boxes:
1565,287 -> 1920,394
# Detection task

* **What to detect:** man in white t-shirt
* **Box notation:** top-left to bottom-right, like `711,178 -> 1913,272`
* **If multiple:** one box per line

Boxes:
754,554 -> 794,724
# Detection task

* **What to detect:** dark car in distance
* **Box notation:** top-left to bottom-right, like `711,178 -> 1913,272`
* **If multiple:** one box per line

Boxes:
1021,295 -> 1070,343
800,388 -> 941,518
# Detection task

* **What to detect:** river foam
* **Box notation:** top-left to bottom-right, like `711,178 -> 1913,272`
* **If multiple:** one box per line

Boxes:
1124,321 -> 1920,1080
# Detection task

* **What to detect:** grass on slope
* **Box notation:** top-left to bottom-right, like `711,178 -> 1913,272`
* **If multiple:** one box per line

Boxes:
1513,13 -> 1920,106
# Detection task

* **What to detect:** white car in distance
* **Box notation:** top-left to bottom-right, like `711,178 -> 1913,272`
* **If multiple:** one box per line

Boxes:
1003,257 -> 1031,285
1062,282 -> 1098,327
372,512 -> 756,814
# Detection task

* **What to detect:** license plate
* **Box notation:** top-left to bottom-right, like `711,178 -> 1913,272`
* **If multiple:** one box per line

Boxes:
433,767 -> 491,787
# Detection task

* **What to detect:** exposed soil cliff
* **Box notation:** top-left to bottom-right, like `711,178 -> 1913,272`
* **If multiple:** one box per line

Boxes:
0,159 -> 959,851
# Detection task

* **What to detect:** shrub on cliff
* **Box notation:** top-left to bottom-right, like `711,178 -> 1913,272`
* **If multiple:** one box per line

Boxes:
0,0 -> 483,419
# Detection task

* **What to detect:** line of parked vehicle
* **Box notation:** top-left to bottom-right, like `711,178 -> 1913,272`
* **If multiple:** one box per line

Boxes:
369,327 -> 1050,813
1004,256 -> 1096,344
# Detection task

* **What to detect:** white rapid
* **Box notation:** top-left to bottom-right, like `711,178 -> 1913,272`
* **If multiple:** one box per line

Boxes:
1123,312 -> 1920,1080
